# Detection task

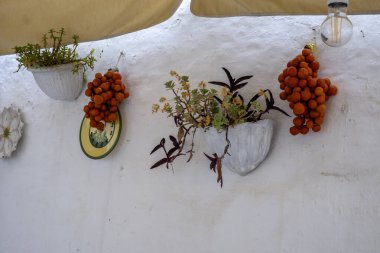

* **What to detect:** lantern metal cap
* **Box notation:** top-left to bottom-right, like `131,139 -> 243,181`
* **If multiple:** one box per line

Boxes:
327,0 -> 349,7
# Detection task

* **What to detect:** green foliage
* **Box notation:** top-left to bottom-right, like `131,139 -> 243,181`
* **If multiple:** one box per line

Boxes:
13,28 -> 96,74
153,71 -> 219,130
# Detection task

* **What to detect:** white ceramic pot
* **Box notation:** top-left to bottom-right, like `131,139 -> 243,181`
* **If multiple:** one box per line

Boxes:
28,63 -> 84,100
203,119 -> 274,176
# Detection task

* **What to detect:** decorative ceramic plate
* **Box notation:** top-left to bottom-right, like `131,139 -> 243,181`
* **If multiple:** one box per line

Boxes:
80,109 -> 122,159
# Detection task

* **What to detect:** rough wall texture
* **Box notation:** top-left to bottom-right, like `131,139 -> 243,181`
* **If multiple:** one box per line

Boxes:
1,1 -> 380,252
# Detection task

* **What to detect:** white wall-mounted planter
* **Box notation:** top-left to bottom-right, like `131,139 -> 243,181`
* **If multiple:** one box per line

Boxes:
204,119 -> 274,176
28,63 -> 84,101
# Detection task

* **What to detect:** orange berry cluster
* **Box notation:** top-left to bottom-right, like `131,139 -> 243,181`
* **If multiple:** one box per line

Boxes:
83,70 -> 129,131
278,48 -> 338,135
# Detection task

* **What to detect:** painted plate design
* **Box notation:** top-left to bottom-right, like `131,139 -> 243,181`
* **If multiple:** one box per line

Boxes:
80,109 -> 122,159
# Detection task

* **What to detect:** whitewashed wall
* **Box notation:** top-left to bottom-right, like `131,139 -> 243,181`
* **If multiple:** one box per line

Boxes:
1,1 -> 380,252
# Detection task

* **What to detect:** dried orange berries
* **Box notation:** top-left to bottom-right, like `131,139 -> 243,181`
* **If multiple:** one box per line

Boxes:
278,47 -> 338,135
83,69 -> 129,131
293,102 -> 306,115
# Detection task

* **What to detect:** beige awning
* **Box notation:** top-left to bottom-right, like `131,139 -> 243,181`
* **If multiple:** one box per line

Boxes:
190,0 -> 380,17
0,0 -> 182,55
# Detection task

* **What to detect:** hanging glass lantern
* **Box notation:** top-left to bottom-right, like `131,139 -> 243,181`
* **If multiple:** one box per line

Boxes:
320,0 -> 353,47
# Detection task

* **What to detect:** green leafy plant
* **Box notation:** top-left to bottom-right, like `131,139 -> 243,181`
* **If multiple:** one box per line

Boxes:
150,68 -> 289,187
13,28 -> 96,74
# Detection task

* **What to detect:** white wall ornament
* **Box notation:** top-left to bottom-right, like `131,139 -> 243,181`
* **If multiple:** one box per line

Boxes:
204,119 -> 274,176
0,106 -> 24,158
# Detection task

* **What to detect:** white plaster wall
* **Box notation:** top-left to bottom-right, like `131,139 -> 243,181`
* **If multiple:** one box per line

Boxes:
1,1 -> 380,252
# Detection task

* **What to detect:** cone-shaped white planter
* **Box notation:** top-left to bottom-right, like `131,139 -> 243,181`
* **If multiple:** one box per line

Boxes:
29,63 -> 84,100
204,119 -> 274,176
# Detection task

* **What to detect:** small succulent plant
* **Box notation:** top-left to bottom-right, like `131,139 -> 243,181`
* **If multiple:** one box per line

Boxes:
14,28 -> 96,74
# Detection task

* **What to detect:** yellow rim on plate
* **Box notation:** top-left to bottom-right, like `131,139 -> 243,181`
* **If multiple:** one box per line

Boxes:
79,109 -> 122,159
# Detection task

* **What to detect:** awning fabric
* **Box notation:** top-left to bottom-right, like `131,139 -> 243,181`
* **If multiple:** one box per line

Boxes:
190,0 -> 380,17
0,0 -> 182,55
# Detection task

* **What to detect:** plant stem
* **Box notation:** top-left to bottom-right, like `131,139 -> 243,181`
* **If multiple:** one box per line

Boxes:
171,88 -> 199,124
